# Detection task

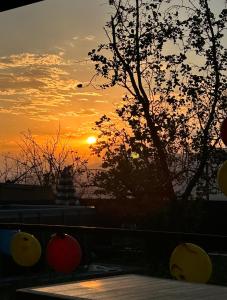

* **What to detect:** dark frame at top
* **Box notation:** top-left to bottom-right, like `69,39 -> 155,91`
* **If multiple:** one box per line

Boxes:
0,1 -> 44,12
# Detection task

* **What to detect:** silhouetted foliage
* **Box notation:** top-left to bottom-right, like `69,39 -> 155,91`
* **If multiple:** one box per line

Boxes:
88,0 -> 226,220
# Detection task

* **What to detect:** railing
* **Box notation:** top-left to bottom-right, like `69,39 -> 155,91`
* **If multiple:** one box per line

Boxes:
1,222 -> 227,253
0,206 -> 96,226
1,222 -> 227,299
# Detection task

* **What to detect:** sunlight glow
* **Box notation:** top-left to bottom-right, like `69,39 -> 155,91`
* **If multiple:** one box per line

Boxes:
86,136 -> 97,145
79,280 -> 103,289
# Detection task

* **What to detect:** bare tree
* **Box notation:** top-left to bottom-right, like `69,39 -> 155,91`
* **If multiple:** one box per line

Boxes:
0,129 -> 92,199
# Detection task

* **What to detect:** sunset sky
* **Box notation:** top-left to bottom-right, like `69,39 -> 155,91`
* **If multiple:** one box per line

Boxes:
0,0 -> 225,166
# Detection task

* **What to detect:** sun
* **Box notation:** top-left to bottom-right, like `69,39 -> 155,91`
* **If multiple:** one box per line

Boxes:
86,136 -> 97,145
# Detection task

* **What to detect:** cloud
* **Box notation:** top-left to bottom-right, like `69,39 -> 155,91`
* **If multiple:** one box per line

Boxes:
29,115 -> 60,122
78,98 -> 89,101
23,107 -> 99,123
0,51 -> 108,124
58,108 -> 99,117
0,52 -> 84,120
0,53 -> 66,70
73,92 -> 102,97
84,35 -> 95,41
0,89 -> 17,96
95,100 -> 108,103
77,108 -> 98,116
68,42 -> 75,48
0,73 -> 45,89
0,107 -> 21,115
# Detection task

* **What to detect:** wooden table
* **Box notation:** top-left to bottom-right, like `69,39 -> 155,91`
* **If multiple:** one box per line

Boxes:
16,274 -> 227,300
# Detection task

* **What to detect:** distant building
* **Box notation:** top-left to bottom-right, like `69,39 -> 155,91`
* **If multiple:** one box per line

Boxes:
55,166 -> 80,206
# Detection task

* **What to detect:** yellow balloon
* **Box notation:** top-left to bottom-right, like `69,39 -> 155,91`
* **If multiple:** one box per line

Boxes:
169,243 -> 212,283
217,160 -> 227,196
10,232 -> 41,267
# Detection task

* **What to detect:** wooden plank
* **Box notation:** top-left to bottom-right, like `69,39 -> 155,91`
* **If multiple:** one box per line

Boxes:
17,274 -> 227,300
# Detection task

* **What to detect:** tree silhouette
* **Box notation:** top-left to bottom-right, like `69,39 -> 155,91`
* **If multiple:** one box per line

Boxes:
89,0 -> 226,212
0,129 -> 92,200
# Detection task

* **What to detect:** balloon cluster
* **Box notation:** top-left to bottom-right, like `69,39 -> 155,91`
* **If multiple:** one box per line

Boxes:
217,118 -> 227,197
0,230 -> 82,273
169,243 -> 212,283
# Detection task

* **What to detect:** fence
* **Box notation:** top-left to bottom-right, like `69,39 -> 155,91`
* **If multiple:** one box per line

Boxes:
1,222 -> 227,260
1,222 -> 227,299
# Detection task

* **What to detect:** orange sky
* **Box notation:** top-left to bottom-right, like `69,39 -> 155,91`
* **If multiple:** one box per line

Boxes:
0,0 -> 126,167
0,0 -> 225,167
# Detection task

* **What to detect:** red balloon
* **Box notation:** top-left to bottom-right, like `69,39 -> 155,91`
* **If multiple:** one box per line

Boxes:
220,118 -> 227,146
46,233 -> 82,273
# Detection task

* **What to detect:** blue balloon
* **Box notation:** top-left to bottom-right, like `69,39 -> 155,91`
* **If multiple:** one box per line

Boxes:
0,229 -> 19,255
